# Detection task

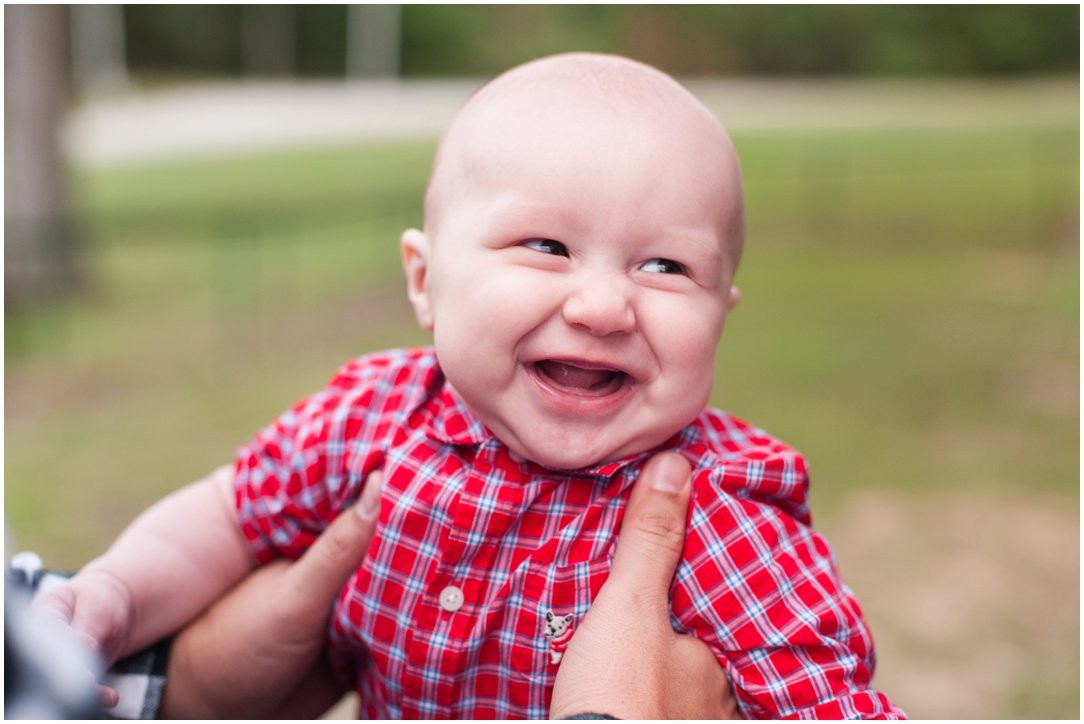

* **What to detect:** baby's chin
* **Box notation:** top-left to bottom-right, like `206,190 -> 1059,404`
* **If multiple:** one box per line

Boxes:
504,433 -> 657,473
514,446 -> 603,472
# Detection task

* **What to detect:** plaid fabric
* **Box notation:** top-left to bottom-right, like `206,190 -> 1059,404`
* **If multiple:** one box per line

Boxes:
235,347 -> 904,719
99,639 -> 171,719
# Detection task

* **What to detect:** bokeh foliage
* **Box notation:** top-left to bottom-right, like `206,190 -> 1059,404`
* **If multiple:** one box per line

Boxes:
119,4 -> 1080,78
400,5 -> 1080,76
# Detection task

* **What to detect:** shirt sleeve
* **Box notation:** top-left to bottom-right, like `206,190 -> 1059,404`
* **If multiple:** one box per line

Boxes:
233,356 -> 394,564
674,463 -> 906,719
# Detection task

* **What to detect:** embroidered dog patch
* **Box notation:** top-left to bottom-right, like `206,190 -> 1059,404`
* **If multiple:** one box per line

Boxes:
543,610 -> 575,665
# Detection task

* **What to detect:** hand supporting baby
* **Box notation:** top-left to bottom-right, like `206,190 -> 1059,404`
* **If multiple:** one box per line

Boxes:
550,453 -> 739,720
160,471 -> 385,718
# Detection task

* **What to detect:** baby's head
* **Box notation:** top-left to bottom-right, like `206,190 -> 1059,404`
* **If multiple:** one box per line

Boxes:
401,52 -> 745,470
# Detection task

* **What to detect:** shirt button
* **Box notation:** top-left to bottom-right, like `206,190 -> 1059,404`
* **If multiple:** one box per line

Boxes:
439,585 -> 464,612
509,449 -> 525,463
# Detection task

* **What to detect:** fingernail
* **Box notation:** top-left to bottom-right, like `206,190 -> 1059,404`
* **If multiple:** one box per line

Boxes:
355,471 -> 383,520
98,684 -> 120,709
649,454 -> 691,493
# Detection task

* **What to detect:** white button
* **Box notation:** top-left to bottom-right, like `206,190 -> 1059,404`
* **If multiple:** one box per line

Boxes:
509,449 -> 525,463
439,585 -> 464,612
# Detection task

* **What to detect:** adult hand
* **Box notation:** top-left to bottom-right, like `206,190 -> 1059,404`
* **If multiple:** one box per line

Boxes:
550,452 -> 739,720
159,469 -> 384,719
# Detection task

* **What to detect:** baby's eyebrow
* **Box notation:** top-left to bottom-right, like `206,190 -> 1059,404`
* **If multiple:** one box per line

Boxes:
659,231 -> 724,267
487,200 -> 578,230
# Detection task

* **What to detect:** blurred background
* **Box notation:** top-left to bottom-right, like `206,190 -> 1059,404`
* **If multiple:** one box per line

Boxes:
4,5 -> 1079,719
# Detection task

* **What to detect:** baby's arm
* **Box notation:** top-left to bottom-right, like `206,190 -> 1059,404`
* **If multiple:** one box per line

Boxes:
33,466 -> 255,668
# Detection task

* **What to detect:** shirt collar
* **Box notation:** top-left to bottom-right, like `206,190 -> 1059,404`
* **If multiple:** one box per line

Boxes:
418,379 -> 491,447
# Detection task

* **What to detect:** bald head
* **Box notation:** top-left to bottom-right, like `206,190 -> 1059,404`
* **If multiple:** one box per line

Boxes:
400,55 -> 746,467
424,52 -> 745,271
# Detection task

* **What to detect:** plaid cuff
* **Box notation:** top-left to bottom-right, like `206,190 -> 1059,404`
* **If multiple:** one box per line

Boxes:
101,638 -> 172,720
10,555 -> 173,720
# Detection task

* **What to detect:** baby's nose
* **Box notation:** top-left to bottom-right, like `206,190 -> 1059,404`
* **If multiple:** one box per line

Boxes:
561,275 -> 635,336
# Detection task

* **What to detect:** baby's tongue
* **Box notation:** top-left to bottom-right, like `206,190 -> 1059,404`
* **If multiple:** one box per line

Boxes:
537,360 -> 614,391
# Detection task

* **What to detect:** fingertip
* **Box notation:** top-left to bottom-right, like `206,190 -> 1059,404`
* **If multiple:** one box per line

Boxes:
641,452 -> 692,494
354,470 -> 383,521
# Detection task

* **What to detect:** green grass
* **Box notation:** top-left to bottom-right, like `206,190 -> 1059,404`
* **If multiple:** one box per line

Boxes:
4,84 -> 1078,719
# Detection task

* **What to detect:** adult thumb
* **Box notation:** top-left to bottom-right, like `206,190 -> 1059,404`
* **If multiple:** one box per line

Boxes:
283,470 -> 383,605
608,452 -> 693,594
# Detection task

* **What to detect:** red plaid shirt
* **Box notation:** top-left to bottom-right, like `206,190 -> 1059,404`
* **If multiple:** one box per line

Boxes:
235,348 -> 903,719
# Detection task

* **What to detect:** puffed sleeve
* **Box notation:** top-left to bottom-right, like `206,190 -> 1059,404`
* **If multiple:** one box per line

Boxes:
233,351 -> 422,563
673,459 -> 905,719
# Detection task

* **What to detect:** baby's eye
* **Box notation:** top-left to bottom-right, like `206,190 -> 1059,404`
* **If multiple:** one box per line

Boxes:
640,258 -> 687,275
522,238 -> 569,257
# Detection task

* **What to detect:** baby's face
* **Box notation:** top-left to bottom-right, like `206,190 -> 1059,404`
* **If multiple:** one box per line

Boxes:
404,63 -> 742,470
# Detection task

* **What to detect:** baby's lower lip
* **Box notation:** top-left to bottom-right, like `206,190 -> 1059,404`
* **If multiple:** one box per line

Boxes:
529,360 -> 629,397
524,360 -> 634,417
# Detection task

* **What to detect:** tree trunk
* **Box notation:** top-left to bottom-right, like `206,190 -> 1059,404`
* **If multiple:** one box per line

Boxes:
345,4 -> 400,79
5,4 -> 79,308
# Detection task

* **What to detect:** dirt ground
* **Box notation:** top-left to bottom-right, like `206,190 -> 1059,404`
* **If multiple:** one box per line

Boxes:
824,488 -> 1080,719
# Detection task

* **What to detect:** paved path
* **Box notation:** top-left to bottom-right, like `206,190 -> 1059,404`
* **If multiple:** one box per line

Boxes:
62,77 -> 1076,168
62,80 -> 481,167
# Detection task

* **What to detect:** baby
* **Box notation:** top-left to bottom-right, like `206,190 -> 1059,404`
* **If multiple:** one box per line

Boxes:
36,53 -> 903,718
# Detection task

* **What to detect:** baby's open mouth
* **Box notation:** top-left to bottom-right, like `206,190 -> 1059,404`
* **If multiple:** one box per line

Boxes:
532,360 -> 628,396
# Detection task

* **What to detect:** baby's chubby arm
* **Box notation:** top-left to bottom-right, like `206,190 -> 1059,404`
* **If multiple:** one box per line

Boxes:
33,465 -> 255,668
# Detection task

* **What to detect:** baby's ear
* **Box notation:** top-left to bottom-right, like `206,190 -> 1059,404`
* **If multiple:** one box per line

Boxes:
726,285 -> 742,312
401,228 -> 434,331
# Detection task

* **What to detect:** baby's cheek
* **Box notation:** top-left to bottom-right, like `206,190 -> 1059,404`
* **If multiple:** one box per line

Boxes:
657,309 -> 723,376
